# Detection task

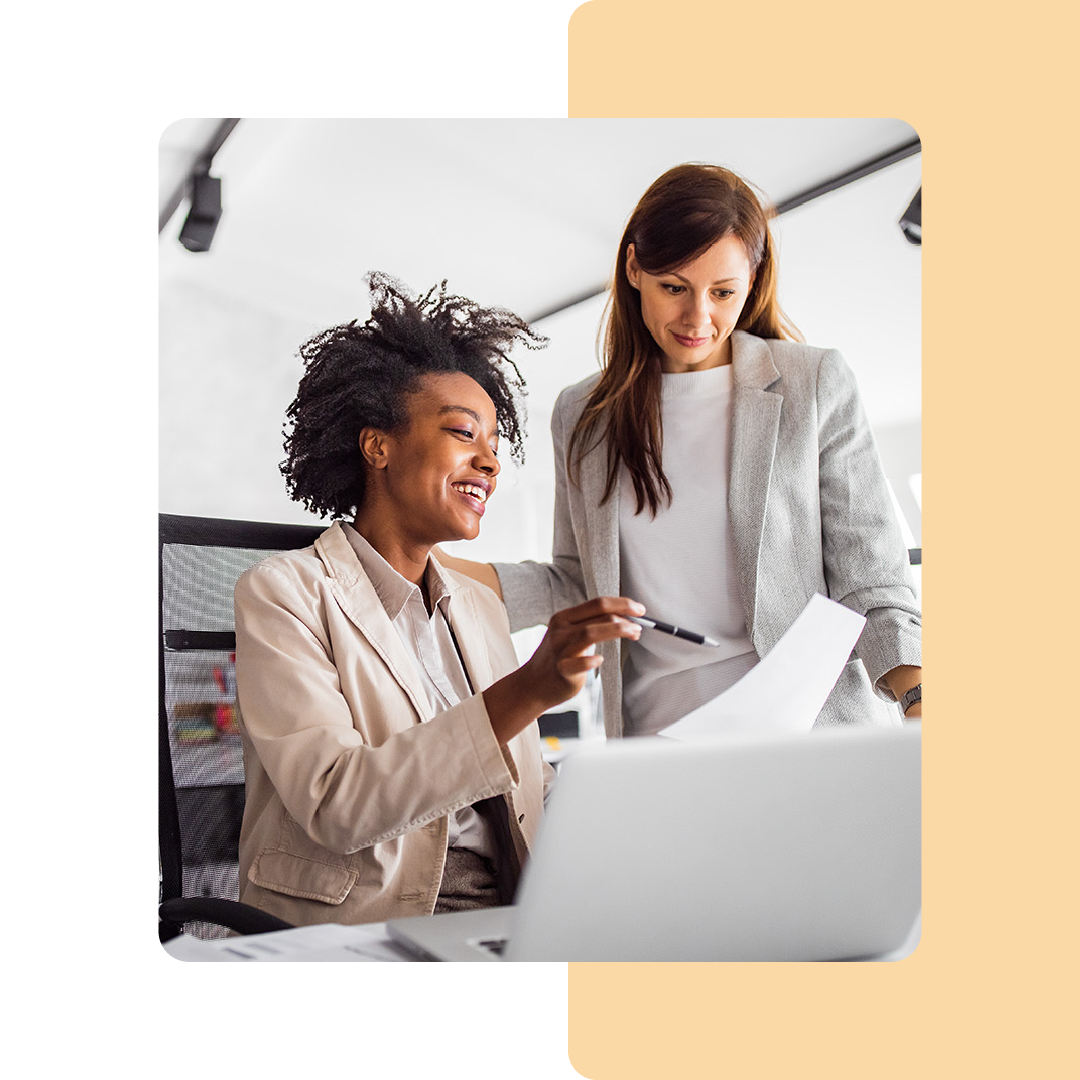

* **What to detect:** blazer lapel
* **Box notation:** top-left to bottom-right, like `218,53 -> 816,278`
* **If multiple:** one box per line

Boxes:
728,332 -> 783,641
315,523 -> 431,722
576,424 -> 621,597
442,583 -> 494,696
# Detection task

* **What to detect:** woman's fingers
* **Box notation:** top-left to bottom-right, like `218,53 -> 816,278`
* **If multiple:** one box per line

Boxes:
543,597 -> 645,687
555,654 -> 605,678
550,596 -> 645,627
550,598 -> 644,654
556,617 -> 640,656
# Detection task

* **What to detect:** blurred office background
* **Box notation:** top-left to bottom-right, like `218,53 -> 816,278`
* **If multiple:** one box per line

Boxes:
159,118 -> 922,689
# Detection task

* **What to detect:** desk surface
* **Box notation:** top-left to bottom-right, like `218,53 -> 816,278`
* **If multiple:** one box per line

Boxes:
163,911 -> 921,963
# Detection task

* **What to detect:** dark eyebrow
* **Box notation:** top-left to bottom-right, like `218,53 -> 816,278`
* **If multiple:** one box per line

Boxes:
666,271 -> 743,284
438,405 -> 485,426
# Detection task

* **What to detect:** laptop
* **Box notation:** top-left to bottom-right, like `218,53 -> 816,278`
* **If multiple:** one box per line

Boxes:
387,723 -> 921,961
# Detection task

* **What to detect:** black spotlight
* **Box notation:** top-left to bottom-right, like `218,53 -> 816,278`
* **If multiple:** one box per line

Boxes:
899,187 -> 921,246
179,169 -> 223,252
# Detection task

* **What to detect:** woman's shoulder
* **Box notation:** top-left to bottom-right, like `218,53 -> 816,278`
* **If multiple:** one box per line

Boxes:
560,369 -> 602,400
553,370 -> 602,416
749,333 -> 838,366
235,530 -> 330,603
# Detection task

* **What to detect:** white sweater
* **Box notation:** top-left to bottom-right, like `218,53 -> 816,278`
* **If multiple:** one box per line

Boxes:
619,364 -> 758,734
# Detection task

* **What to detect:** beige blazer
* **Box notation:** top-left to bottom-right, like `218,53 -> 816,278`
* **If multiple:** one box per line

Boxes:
234,521 -> 550,927
495,331 -> 922,736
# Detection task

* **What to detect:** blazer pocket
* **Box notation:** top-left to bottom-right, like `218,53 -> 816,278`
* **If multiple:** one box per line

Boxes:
248,849 -> 358,905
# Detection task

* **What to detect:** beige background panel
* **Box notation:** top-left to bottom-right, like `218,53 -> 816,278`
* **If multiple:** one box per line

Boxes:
567,0 -> 1076,1077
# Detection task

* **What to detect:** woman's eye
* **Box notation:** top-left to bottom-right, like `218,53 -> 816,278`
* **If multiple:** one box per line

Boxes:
714,289 -> 734,299
661,283 -> 684,294
449,428 -> 474,439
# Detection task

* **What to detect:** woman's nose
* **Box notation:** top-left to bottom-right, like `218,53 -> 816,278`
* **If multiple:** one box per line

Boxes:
475,445 -> 500,476
684,292 -> 710,326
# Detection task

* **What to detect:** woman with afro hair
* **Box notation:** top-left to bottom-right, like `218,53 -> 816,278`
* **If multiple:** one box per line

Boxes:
233,273 -> 643,928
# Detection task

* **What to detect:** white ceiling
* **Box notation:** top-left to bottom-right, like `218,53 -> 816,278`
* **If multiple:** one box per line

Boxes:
160,117 -> 917,327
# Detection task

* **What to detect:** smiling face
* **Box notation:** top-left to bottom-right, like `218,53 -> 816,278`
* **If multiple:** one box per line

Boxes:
358,371 -> 501,556
626,233 -> 754,373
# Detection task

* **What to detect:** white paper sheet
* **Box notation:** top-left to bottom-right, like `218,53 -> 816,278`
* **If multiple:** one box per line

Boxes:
163,922 -> 411,962
662,593 -> 866,740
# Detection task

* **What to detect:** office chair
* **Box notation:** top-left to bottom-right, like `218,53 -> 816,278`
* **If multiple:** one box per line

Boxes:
159,513 -> 324,943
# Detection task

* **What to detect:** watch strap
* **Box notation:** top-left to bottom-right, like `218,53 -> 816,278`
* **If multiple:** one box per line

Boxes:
900,683 -> 922,714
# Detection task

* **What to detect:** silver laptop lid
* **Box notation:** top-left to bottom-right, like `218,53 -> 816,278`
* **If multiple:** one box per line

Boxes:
504,724 -> 921,961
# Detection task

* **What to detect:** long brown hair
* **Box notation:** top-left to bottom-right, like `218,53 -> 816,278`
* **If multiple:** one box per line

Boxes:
569,163 -> 802,516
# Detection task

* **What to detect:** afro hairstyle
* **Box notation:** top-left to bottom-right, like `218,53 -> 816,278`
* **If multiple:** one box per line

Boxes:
280,272 -> 544,520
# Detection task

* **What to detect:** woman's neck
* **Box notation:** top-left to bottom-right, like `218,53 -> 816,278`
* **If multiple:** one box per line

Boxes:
351,511 -> 430,589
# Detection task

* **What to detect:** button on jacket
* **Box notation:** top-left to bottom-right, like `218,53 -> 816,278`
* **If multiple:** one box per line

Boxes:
234,521 -> 552,927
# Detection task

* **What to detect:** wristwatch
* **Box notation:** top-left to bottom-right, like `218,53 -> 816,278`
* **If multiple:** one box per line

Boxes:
899,683 -> 922,715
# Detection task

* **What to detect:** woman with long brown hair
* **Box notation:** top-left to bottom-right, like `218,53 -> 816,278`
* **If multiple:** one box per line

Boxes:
440,163 -> 922,736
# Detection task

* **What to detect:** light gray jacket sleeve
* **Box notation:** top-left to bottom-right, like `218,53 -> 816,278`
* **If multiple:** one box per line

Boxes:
816,350 -> 922,697
492,386 -> 589,632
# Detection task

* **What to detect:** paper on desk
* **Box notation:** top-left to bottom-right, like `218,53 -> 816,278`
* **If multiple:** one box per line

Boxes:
163,922 -> 411,962
662,593 -> 865,740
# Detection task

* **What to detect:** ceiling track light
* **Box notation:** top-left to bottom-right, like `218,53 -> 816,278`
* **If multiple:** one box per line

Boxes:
899,187 -> 921,246
179,167 -> 224,253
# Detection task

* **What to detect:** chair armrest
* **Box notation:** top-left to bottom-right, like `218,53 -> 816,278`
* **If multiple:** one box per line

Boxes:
159,897 -> 294,942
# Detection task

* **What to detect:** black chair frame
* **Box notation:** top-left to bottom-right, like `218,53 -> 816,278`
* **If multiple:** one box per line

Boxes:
159,513 -> 323,943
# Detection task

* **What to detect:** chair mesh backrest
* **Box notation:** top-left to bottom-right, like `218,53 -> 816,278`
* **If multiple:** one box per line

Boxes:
159,515 -> 322,938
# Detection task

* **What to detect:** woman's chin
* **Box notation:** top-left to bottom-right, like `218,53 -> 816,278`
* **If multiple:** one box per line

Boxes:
440,520 -> 481,545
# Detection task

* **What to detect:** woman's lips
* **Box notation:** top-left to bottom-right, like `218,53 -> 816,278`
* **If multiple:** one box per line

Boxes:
451,481 -> 489,516
672,333 -> 709,348
460,491 -> 486,516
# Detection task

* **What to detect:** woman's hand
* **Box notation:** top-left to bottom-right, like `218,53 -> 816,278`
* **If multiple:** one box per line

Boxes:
483,597 -> 644,744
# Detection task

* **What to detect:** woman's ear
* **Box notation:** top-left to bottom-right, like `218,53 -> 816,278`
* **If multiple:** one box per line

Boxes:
625,243 -> 641,290
359,428 -> 389,469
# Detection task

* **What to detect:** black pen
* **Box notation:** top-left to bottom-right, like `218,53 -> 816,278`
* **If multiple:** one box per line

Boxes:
624,615 -> 722,648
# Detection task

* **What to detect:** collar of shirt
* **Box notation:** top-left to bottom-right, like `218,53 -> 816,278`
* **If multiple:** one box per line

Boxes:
340,521 -> 470,708
341,523 -> 453,622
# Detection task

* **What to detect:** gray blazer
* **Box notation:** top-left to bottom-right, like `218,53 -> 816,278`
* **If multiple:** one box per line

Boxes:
494,331 -> 921,736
